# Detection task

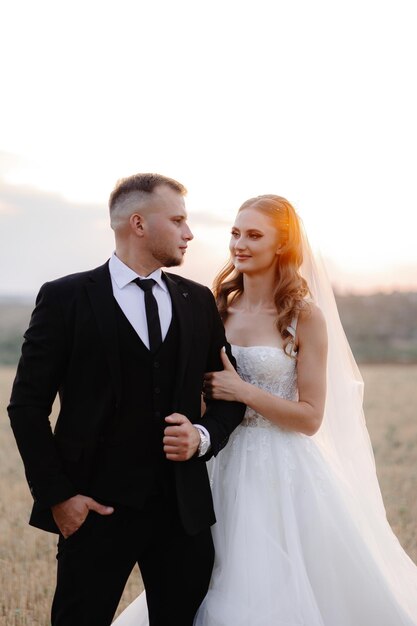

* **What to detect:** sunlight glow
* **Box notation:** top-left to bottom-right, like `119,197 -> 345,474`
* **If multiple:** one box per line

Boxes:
1,0 -> 416,295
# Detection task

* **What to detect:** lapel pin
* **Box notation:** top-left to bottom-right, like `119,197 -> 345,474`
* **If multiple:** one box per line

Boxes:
182,292 -> 189,298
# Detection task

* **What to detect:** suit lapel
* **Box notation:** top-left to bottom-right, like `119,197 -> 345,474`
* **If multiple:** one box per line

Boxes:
85,262 -> 122,403
163,272 -> 194,404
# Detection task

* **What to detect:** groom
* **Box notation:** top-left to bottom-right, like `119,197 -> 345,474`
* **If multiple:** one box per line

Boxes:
8,173 -> 245,626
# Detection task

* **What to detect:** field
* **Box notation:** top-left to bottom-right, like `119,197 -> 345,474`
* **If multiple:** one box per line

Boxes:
1,365 -> 417,625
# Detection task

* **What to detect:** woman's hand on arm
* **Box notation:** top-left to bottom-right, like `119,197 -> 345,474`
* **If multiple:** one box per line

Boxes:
204,349 -> 250,403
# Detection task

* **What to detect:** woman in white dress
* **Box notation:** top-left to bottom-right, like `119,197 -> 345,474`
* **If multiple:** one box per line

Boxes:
114,195 -> 417,625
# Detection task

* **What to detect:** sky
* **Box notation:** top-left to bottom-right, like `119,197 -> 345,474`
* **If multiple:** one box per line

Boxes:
1,0 -> 416,297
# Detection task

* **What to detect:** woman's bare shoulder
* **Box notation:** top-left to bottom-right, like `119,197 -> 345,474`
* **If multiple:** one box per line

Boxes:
297,302 -> 327,345
299,301 -> 325,323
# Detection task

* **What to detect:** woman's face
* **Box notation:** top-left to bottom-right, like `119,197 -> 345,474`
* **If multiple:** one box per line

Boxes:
229,207 -> 280,276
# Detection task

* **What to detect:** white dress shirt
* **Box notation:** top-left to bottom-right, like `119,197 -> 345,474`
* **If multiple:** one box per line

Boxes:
109,253 -> 172,349
108,253 -> 210,454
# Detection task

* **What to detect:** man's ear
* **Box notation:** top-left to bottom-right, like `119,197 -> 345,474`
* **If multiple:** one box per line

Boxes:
130,213 -> 145,236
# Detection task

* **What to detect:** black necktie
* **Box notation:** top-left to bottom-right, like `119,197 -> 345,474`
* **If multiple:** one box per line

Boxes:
134,278 -> 162,353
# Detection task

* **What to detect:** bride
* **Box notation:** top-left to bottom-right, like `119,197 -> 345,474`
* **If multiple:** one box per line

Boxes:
114,195 -> 417,625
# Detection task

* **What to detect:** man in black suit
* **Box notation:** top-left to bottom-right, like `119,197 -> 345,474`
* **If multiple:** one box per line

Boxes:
8,173 -> 245,626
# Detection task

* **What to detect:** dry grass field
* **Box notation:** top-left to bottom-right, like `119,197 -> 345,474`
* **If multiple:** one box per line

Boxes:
1,364 -> 417,625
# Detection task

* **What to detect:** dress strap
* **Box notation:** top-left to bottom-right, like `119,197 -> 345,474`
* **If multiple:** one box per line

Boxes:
286,315 -> 298,357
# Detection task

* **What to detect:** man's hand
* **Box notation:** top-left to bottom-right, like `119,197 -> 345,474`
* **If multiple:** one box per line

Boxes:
51,494 -> 114,538
163,413 -> 201,461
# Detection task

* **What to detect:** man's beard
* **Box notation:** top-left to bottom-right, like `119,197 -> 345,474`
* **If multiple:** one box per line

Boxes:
161,254 -> 182,268
151,244 -> 183,268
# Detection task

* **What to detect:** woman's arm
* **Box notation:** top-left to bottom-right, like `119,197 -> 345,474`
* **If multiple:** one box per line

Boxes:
203,304 -> 328,436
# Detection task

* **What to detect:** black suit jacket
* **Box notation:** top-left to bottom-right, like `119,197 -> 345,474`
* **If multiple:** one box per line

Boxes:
8,262 -> 245,535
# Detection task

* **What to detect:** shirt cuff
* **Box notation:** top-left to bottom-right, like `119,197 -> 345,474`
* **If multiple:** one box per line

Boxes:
194,424 -> 211,457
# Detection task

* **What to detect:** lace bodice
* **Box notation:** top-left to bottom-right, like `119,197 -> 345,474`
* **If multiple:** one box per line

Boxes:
232,345 -> 298,427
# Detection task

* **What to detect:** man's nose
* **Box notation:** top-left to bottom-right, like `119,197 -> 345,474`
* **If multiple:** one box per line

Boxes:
184,224 -> 194,241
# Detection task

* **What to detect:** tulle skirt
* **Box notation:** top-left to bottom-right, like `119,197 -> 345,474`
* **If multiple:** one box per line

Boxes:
194,422 -> 417,626
113,421 -> 417,625
112,591 -> 148,626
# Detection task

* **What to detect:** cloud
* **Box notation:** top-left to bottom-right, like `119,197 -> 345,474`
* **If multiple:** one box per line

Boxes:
0,151 -> 28,173
186,210 -> 231,228
0,176 -> 113,295
0,173 -> 227,295
1,161 -> 416,296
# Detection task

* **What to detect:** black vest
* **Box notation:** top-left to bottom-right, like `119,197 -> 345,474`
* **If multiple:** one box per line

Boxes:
90,302 -> 180,509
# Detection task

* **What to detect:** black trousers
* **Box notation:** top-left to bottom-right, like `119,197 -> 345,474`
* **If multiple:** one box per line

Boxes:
51,497 -> 214,626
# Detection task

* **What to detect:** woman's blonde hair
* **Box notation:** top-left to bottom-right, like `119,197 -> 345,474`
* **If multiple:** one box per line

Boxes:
213,195 -> 310,349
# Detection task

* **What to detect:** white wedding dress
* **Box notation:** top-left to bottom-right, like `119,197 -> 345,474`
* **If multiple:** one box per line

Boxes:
113,344 -> 417,626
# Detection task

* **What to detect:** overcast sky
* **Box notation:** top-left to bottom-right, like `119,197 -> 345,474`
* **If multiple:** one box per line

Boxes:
1,0 -> 416,297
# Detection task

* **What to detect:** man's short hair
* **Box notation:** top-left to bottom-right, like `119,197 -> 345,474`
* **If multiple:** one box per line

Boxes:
109,173 -> 187,212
